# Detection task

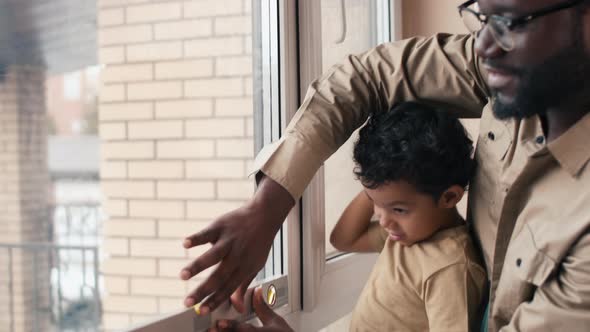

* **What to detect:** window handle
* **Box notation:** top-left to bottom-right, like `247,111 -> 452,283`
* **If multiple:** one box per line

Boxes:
334,0 -> 347,44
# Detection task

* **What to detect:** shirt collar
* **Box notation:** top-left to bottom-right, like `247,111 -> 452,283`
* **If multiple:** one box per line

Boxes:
547,112 -> 590,177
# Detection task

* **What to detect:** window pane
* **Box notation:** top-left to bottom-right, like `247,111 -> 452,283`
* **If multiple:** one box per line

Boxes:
322,0 -> 390,259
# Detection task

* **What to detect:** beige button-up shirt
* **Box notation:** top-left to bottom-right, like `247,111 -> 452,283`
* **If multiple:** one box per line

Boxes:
253,34 -> 590,331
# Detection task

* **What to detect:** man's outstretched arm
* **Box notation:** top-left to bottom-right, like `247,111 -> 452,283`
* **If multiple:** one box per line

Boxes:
180,174 -> 294,312
180,33 -> 489,313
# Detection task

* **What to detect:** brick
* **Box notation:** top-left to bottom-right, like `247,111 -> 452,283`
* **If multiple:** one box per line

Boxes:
128,82 -> 182,101
127,42 -> 182,62
103,295 -> 158,314
100,84 -> 125,102
186,160 -> 245,179
158,220 -> 208,239
104,237 -> 129,256
157,181 -> 214,199
185,118 -> 244,138
130,239 -> 186,258
157,140 -> 214,159
184,37 -> 243,57
245,35 -> 252,54
131,314 -> 157,325
184,0 -> 242,17
216,56 -> 252,76
187,201 -> 243,220
155,59 -> 213,80
215,16 -> 252,35
127,82 -> 182,100
131,277 -> 186,296
101,142 -> 154,160
158,297 -> 184,313
104,219 -> 156,237
129,200 -> 184,218
99,8 -> 124,26
216,139 -> 254,158
126,3 -> 181,23
102,313 -> 130,331
99,0 -> 150,8
99,25 -> 152,46
246,118 -> 253,137
101,258 -> 157,276
100,122 -> 127,140
158,259 -> 189,278
104,276 -> 129,294
100,103 -> 153,121
104,199 -> 128,217
217,180 -> 254,199
215,98 -> 253,117
101,161 -> 127,179
128,161 -> 184,179
102,64 -> 153,83
102,181 -> 155,198
155,100 -> 212,119
154,20 -> 212,40
128,121 -> 183,139
244,77 -> 252,96
185,78 -> 242,98
244,0 -> 252,13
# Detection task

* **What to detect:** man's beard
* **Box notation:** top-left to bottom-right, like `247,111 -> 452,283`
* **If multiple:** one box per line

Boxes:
491,40 -> 590,120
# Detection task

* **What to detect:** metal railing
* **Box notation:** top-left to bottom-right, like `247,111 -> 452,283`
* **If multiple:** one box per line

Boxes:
51,202 -> 103,246
0,242 -> 102,332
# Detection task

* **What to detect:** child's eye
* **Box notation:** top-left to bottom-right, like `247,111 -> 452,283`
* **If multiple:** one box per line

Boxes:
392,208 -> 407,214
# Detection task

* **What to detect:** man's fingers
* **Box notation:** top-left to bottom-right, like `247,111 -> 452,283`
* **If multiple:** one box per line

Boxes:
183,226 -> 220,249
251,287 -> 277,325
185,262 -> 237,309
216,319 -> 257,332
180,240 -> 230,281
201,270 -> 247,312
230,273 -> 257,313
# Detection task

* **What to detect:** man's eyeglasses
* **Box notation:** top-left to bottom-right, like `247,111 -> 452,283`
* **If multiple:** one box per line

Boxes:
458,0 -> 585,51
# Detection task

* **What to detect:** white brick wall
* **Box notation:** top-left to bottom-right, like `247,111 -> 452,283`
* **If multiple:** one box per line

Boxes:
98,0 -> 255,328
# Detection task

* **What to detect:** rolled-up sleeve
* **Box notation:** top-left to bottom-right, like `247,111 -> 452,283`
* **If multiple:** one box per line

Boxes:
253,33 -> 489,200
500,233 -> 590,332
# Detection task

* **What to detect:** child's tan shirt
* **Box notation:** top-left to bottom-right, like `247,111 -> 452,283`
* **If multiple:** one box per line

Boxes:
350,224 -> 487,332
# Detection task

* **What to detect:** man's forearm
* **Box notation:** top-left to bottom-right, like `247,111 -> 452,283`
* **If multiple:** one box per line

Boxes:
251,173 -> 295,230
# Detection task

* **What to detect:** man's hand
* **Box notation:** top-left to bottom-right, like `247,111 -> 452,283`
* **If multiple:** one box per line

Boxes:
211,287 -> 294,332
180,175 -> 294,313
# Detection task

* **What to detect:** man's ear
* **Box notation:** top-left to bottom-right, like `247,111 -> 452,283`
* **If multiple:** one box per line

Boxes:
437,185 -> 465,209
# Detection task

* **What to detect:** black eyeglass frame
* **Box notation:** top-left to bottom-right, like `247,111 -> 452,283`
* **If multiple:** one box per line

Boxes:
457,0 -> 586,31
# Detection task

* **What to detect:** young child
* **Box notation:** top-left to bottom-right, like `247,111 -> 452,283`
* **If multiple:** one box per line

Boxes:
330,102 -> 487,332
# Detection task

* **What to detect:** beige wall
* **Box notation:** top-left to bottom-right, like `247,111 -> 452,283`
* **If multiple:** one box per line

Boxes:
97,0 -> 254,329
402,0 -> 468,37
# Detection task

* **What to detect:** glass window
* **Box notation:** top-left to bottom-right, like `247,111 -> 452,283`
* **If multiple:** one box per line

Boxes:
322,0 -> 391,258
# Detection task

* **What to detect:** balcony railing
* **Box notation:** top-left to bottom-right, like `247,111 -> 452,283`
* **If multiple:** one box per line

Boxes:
0,242 -> 101,332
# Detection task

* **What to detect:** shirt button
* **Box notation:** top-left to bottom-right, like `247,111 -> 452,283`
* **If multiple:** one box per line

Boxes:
488,131 -> 495,141
536,136 -> 545,144
516,258 -> 522,267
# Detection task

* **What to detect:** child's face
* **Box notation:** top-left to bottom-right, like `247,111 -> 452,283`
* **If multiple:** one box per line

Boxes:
365,180 -> 454,246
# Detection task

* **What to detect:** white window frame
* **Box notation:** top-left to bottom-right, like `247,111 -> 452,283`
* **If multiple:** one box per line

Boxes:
280,1 -> 402,330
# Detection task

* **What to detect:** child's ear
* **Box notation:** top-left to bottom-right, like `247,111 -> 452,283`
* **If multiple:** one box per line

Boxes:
437,185 -> 465,209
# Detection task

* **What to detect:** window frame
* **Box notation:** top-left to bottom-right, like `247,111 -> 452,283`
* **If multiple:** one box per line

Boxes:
296,0 -> 399,322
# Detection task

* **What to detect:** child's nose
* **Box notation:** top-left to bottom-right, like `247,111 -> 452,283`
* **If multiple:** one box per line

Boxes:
379,214 -> 392,228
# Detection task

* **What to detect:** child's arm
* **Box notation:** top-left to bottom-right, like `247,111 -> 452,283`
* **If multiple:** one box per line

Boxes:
424,264 -> 487,332
329,190 -> 382,253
